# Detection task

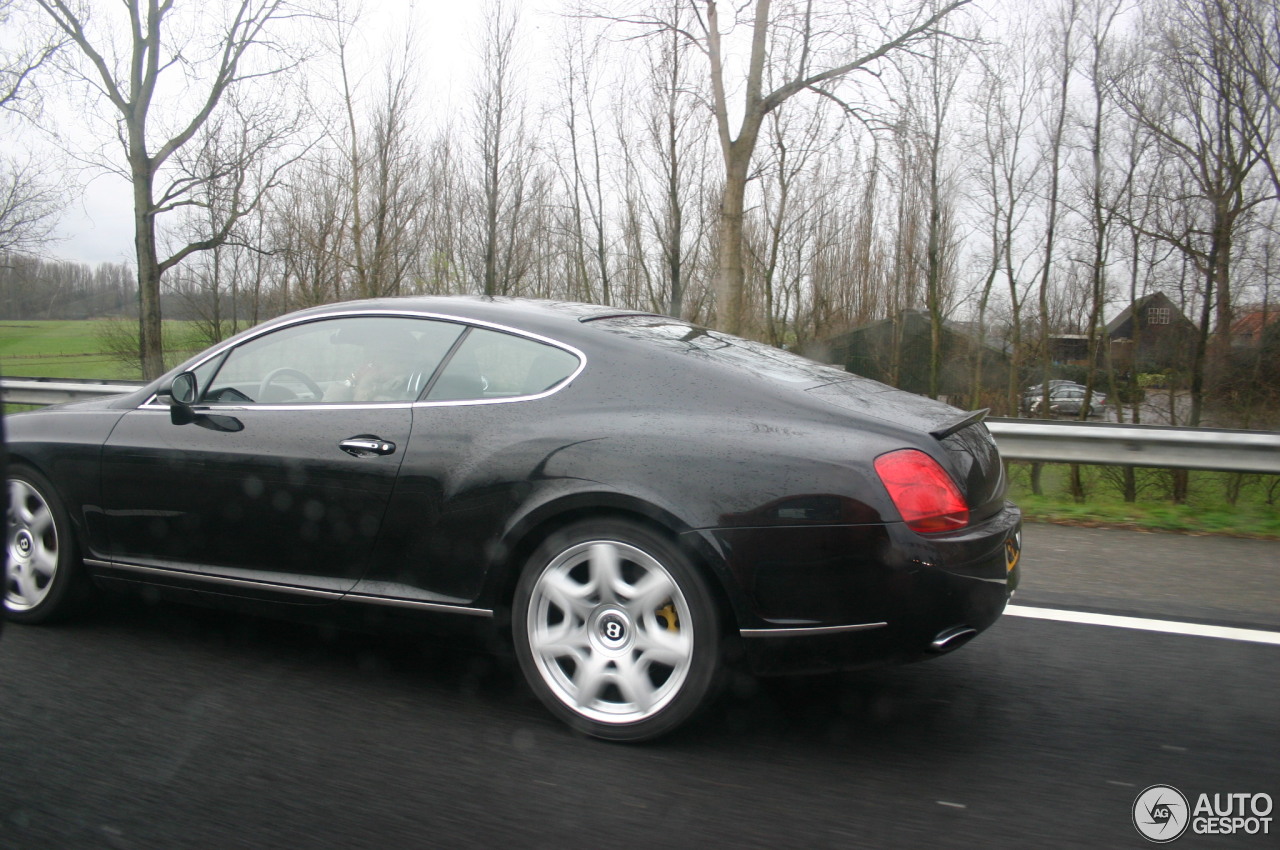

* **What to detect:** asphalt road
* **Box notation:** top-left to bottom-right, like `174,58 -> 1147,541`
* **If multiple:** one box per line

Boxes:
1,523 -> 1277,849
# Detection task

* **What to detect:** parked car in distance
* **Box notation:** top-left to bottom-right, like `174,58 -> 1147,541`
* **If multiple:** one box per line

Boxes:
5,297 -> 1021,741
1020,380 -> 1085,414
1028,384 -> 1108,418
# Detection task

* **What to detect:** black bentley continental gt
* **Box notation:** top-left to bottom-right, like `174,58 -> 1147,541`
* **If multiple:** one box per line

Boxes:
5,297 -> 1021,741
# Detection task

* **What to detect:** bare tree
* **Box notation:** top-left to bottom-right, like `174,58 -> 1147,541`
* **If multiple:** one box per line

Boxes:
615,0 -> 714,318
815,141 -> 886,338
965,49 -> 1013,411
0,155 -> 62,256
1101,70 -> 1166,498
270,148 -> 352,309
590,0 -> 969,335
418,129 -> 469,295
0,0 -> 66,256
1220,0 -> 1279,198
647,3 -> 700,319
36,0 -> 310,378
551,20 -> 617,305
1060,0 -> 1131,499
896,5 -> 971,399
971,18 -> 1044,415
1032,0 -> 1082,429
169,127 -> 286,344
334,20 -> 430,299
473,0 -> 537,297
0,0 -> 63,112
1115,0 -> 1276,425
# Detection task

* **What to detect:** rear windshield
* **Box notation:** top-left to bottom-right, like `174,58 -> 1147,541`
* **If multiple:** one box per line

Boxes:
592,315 -> 848,386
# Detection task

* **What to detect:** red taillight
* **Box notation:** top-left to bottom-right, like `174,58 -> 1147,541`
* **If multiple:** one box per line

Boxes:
874,449 -> 969,534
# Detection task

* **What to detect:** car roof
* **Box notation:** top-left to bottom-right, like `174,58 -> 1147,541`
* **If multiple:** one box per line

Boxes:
264,296 -> 859,398
277,296 -> 661,340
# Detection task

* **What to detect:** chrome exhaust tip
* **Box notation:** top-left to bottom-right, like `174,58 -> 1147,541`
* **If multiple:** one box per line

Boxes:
928,626 -> 978,654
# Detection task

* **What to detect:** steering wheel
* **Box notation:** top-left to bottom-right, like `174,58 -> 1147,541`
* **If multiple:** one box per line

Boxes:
258,367 -> 324,402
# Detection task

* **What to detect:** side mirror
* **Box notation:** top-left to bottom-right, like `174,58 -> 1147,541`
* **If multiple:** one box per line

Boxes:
170,372 -> 199,406
168,372 -> 199,425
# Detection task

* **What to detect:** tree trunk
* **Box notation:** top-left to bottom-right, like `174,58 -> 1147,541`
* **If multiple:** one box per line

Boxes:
131,154 -> 164,380
716,150 -> 752,334
1069,464 -> 1085,503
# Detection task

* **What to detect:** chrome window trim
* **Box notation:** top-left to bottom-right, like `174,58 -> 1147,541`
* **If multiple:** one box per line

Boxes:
138,308 -> 587,411
136,401 -> 419,414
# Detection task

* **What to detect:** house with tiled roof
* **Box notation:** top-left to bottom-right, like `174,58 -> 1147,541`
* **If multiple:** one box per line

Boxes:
1230,308 -> 1280,349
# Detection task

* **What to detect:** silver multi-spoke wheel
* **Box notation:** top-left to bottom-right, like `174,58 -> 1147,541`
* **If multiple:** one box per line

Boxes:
515,520 -> 721,741
5,469 -> 89,623
527,540 -> 693,724
7,478 -> 59,612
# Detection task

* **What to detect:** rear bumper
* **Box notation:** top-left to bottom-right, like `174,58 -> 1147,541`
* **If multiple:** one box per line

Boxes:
711,503 -> 1021,675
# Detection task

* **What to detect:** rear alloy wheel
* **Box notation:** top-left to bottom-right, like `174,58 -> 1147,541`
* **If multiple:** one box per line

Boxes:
514,520 -> 720,742
6,468 -> 90,623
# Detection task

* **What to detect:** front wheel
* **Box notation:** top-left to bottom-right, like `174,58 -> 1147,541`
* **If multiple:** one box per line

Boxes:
6,467 -> 92,623
513,520 -> 721,742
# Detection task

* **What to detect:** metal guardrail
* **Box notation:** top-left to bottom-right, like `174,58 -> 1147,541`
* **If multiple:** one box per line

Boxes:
2,378 -> 1278,475
985,417 -> 1280,474
0,377 -> 146,405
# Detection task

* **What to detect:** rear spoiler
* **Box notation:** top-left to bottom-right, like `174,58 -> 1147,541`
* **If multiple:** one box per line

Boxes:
930,408 -> 989,440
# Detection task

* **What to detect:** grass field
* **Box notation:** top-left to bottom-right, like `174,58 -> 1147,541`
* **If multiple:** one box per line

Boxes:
0,319 -> 202,380
1007,462 -> 1280,539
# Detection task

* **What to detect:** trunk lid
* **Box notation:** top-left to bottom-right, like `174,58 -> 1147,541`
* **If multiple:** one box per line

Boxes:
807,379 -> 1008,519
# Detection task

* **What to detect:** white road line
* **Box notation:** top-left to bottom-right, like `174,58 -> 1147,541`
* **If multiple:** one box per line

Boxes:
1005,605 -> 1280,646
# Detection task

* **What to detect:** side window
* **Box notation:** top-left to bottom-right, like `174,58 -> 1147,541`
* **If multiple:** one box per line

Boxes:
203,316 -> 464,404
426,328 -> 579,402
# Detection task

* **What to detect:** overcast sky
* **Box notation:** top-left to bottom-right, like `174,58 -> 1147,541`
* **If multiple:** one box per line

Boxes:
18,0 -> 562,267
20,0 -> 809,268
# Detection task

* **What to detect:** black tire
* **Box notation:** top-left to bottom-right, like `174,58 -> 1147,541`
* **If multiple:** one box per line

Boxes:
513,519 -> 721,742
5,465 -> 92,624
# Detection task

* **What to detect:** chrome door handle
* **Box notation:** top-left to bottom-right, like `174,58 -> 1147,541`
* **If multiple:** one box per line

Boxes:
339,436 -> 397,457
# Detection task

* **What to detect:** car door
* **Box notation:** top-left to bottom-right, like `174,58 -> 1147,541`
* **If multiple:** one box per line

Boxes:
100,314 -> 465,599
352,324 -> 585,605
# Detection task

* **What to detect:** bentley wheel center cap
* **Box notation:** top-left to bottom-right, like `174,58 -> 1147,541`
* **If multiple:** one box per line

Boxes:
597,611 -> 629,646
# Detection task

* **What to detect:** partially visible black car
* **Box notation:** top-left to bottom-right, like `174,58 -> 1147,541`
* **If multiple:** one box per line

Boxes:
4,297 -> 1020,741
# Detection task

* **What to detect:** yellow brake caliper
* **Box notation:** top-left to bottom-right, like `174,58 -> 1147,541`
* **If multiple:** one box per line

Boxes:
655,602 -> 679,632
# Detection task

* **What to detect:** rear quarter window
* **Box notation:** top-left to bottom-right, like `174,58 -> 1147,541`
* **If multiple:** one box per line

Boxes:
426,328 -> 580,402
